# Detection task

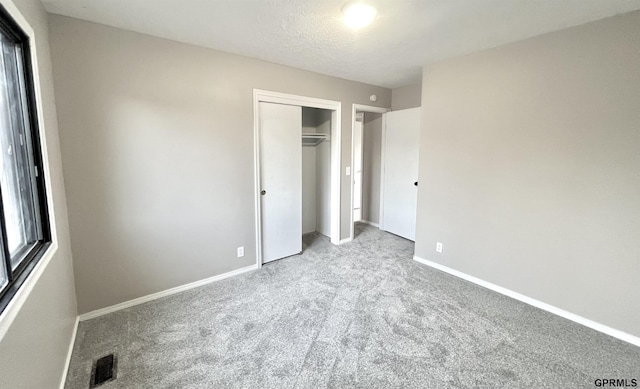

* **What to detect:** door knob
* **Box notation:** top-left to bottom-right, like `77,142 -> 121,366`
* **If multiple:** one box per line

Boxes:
414,182 -> 418,186
261,190 -> 266,195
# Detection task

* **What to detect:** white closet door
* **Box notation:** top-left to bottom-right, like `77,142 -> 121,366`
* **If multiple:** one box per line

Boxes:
382,107 -> 421,241
353,120 -> 363,222
259,102 -> 302,263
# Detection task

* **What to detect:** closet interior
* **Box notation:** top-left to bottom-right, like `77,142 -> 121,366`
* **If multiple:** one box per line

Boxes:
302,107 -> 332,239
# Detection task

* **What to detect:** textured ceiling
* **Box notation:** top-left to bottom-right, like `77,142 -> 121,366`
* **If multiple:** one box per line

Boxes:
42,0 -> 640,88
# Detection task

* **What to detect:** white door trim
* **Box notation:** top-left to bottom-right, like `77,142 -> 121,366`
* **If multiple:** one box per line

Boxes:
349,104 -> 390,241
254,89 -> 341,267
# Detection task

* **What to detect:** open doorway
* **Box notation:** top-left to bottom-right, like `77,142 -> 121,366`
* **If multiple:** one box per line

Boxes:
350,104 -> 390,241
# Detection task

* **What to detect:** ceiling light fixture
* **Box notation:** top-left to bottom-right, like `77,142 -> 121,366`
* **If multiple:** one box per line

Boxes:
342,2 -> 377,29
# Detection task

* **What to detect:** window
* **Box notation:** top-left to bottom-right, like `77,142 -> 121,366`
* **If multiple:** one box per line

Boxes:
0,5 -> 51,315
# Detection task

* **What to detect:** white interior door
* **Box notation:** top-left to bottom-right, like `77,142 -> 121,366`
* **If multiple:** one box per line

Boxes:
353,120 -> 363,222
259,102 -> 302,263
382,107 -> 421,241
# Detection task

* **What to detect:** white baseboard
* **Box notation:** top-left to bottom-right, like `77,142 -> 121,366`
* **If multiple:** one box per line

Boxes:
79,264 -> 258,321
59,316 -> 79,389
413,256 -> 640,348
359,220 -> 380,228
339,238 -> 352,244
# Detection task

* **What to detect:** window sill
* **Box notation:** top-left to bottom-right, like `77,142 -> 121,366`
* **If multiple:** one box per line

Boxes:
0,240 -> 58,341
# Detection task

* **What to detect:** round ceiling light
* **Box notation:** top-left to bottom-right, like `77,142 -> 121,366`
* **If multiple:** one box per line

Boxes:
342,2 -> 377,29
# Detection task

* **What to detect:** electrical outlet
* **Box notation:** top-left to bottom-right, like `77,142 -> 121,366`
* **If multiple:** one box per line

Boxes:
237,246 -> 244,258
436,242 -> 443,253
346,166 -> 351,176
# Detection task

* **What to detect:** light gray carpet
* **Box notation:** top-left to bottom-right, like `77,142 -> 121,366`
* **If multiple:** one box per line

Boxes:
64,224 -> 640,389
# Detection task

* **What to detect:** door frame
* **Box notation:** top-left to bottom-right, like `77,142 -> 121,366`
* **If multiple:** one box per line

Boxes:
254,89 -> 341,268
349,104 -> 390,241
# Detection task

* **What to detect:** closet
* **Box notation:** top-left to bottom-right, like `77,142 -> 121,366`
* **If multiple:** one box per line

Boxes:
302,107 -> 332,238
258,102 -> 332,264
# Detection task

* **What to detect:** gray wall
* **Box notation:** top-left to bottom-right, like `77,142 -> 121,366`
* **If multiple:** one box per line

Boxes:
0,0 -> 77,388
49,15 -> 391,313
362,113 -> 382,224
415,11 -> 640,337
391,83 -> 422,110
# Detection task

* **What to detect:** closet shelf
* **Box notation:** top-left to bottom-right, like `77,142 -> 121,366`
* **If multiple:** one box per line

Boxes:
302,133 -> 328,147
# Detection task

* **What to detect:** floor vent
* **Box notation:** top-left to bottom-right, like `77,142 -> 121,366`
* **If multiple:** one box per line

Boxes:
90,354 -> 117,388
